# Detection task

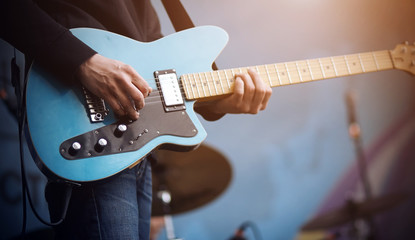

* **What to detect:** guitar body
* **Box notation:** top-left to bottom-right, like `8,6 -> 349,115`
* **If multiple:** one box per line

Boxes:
26,25 -> 412,182
26,26 -> 229,182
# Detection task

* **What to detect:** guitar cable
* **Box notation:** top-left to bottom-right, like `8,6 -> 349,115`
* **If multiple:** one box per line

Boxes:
12,51 -> 74,239
228,221 -> 263,240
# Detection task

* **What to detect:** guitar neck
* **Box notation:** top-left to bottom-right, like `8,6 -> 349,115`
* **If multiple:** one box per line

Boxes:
181,50 -> 394,101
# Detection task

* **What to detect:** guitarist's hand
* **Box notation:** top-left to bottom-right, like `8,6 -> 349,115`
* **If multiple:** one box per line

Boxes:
76,54 -> 152,120
195,68 -> 272,121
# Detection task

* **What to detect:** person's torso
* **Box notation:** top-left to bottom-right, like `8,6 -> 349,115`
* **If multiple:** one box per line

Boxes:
35,0 -> 162,42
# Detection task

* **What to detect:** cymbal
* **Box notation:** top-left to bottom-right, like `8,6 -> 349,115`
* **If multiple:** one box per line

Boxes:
301,193 -> 408,231
151,144 -> 232,216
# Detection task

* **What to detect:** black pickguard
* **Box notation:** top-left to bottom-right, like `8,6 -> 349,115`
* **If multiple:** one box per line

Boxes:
59,91 -> 198,160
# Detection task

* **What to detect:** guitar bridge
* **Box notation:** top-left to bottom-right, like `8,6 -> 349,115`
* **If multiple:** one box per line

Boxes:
154,69 -> 186,112
83,87 -> 109,122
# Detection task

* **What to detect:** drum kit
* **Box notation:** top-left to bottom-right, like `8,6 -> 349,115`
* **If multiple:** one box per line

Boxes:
298,92 -> 409,240
298,193 -> 408,240
152,136 -> 408,240
150,144 -> 232,240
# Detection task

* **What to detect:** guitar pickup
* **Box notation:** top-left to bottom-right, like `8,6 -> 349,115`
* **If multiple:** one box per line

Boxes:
154,69 -> 186,112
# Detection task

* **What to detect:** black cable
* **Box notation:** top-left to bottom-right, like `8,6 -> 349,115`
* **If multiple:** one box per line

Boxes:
12,53 -> 75,239
11,50 -> 27,238
241,221 -> 263,240
19,111 -> 73,227
229,221 -> 263,240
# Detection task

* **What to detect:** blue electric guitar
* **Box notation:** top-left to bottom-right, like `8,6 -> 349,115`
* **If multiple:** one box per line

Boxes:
26,26 -> 415,182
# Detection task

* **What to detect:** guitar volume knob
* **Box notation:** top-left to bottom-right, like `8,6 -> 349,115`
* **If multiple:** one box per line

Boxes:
68,142 -> 81,156
95,138 -> 108,152
114,124 -> 127,137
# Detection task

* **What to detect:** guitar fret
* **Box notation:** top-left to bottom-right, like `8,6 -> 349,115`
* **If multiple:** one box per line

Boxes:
218,70 -> 225,94
264,64 -> 272,86
330,57 -> 339,77
182,74 -> 192,99
295,61 -> 303,82
198,72 -> 207,97
306,59 -> 315,81
363,52 -> 377,72
306,60 -> 314,80
348,54 -> 364,74
255,66 -> 260,75
274,64 -> 282,85
194,73 -> 203,97
210,71 -> 219,95
278,63 -> 291,85
296,61 -> 309,82
372,52 -> 380,70
374,50 -> 394,70
225,69 -> 232,91
191,74 -> 198,99
332,56 -> 348,77
344,55 -> 352,74
284,63 -> 292,84
204,72 -> 213,96
358,53 -> 366,72
185,74 -> 192,98
319,58 -> 327,78
189,74 -> 200,98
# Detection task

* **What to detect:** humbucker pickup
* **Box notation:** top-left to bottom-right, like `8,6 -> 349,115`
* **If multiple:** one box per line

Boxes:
154,69 -> 186,112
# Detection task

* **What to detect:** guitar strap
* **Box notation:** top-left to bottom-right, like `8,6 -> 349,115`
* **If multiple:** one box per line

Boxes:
161,0 -> 219,70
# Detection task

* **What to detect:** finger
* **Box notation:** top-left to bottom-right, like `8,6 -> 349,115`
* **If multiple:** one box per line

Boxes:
233,76 -> 244,103
115,66 -> 147,113
124,65 -> 152,97
105,95 -> 128,118
248,69 -> 267,113
248,69 -> 273,110
260,87 -> 272,110
237,72 -> 255,104
111,84 -> 140,120
124,79 -> 146,110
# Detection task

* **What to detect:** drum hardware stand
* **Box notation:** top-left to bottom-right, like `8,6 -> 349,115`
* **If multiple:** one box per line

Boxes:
156,189 -> 183,240
150,153 -> 183,240
346,91 -> 376,240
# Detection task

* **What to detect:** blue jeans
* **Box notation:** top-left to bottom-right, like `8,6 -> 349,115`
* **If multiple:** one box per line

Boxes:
45,159 -> 152,240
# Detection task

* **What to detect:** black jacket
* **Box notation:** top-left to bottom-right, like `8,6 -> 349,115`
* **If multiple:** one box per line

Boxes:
0,0 -> 162,80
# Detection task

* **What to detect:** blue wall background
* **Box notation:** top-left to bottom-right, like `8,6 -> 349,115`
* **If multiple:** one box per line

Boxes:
1,0 -> 415,239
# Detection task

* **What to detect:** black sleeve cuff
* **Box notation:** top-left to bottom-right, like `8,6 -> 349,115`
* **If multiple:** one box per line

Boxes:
37,29 -> 97,82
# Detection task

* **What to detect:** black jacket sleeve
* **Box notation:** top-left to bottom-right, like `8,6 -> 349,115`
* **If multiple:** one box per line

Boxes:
0,0 -> 96,81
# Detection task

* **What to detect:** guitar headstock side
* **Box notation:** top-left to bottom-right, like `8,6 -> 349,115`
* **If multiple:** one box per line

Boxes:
390,41 -> 415,75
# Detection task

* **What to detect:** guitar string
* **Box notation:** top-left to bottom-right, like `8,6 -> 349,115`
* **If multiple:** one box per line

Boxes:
142,57 -> 390,97
100,53 -> 391,105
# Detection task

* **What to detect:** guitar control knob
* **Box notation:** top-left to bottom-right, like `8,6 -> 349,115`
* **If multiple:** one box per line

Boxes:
114,124 -> 127,137
95,138 -> 108,152
69,142 -> 81,156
